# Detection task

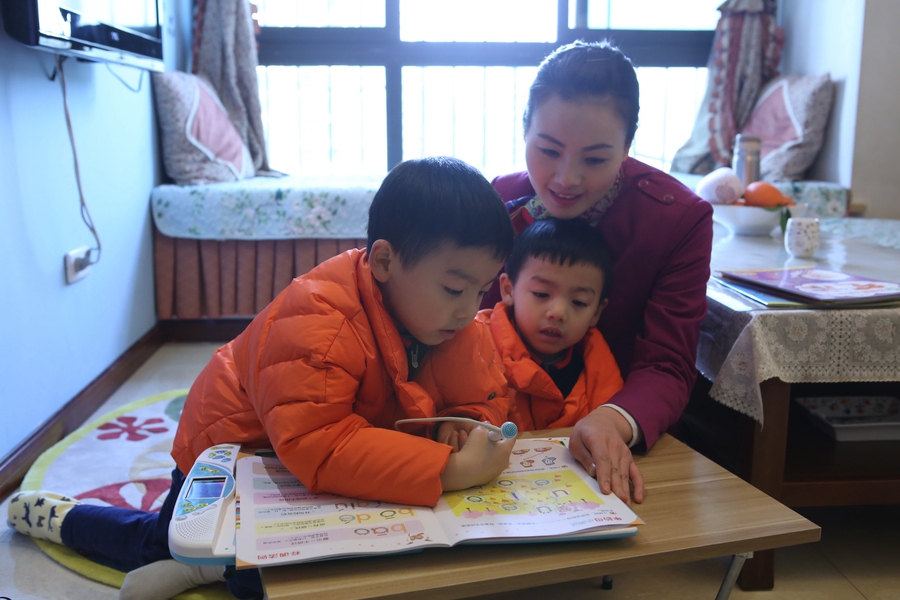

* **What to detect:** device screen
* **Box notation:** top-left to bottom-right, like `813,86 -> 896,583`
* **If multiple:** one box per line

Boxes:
186,477 -> 227,499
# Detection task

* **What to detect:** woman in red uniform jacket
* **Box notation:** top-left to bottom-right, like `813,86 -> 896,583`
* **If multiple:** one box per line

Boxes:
484,40 -> 713,506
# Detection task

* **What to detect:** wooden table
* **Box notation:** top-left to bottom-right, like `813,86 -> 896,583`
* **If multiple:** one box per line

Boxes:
685,217 -> 900,590
260,433 -> 819,599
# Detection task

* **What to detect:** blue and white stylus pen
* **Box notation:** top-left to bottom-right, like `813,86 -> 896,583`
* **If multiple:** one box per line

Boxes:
394,417 -> 518,441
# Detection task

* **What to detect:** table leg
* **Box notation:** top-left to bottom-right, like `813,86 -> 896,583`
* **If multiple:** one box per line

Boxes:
716,552 -> 753,600
737,377 -> 791,590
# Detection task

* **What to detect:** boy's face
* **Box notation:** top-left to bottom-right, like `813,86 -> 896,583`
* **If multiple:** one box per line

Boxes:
500,255 -> 607,362
370,241 -> 504,346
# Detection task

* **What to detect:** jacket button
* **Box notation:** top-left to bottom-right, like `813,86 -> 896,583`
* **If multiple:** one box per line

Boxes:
488,392 -> 496,400
663,193 -> 674,203
638,179 -> 649,188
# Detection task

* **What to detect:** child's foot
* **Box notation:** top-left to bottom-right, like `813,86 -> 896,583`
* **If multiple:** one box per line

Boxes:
6,490 -> 79,545
119,559 -> 226,600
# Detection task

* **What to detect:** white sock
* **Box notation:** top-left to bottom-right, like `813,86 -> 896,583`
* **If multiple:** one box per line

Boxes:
119,559 -> 226,600
7,490 -> 79,545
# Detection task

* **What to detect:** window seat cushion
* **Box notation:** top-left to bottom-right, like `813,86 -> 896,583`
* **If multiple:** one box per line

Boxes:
151,174 -> 383,240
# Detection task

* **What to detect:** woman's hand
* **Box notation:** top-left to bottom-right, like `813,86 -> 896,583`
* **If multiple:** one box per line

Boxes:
569,407 -> 644,506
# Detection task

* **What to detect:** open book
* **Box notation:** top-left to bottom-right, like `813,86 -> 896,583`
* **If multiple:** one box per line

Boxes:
234,438 -> 641,568
717,266 -> 900,307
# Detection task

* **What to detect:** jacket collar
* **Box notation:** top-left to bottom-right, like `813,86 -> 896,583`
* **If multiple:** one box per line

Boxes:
488,303 -> 566,401
356,250 -> 435,420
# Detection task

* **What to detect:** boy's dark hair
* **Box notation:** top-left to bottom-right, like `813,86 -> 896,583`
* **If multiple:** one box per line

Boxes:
524,40 -> 640,146
506,217 -> 614,300
367,156 -> 515,267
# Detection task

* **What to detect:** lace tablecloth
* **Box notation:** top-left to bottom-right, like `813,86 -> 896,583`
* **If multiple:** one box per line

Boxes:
698,218 -> 900,425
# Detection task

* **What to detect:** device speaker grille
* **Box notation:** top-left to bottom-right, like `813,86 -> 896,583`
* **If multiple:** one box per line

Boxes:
174,508 -> 216,542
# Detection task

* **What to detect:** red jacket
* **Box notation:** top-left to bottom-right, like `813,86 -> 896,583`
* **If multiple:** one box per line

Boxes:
478,303 -> 623,431
487,158 -> 713,448
173,249 -> 509,506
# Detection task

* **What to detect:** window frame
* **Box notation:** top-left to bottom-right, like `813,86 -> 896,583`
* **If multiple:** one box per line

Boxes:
256,0 -> 714,170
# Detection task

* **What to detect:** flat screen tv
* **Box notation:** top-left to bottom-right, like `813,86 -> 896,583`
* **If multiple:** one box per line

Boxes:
2,0 -> 163,71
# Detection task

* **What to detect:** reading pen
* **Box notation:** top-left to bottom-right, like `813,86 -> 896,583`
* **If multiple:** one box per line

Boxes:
394,417 -> 518,442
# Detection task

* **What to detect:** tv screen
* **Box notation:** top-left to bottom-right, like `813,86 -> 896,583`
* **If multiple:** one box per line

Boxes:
2,0 -> 163,71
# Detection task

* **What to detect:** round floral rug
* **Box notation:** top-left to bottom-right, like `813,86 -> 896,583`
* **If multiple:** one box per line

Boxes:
20,389 -> 232,599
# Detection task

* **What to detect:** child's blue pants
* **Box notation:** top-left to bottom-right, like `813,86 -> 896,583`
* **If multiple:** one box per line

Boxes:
60,468 -> 262,599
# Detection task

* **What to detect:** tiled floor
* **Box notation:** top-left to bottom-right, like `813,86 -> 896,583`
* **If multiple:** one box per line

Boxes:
2,342 -> 898,600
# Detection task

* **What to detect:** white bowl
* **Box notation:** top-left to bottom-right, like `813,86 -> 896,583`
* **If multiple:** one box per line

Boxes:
712,204 -> 783,236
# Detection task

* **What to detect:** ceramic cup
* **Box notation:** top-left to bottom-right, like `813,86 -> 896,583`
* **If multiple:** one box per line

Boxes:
784,217 -> 820,258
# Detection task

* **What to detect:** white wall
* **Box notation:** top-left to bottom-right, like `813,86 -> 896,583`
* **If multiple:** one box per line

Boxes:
0,0 -> 189,461
850,0 -> 900,219
781,0 -> 900,218
779,0 -> 863,190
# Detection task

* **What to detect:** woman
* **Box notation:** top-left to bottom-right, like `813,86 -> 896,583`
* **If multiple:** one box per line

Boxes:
485,40 -> 713,505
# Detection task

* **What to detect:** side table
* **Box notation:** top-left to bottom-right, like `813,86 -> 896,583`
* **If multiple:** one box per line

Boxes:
684,218 -> 900,589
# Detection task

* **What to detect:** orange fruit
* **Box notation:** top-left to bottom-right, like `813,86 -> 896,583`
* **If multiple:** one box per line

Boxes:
744,182 -> 793,207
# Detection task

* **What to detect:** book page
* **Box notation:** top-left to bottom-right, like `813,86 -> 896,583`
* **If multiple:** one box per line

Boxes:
433,438 -> 641,544
235,455 -> 451,568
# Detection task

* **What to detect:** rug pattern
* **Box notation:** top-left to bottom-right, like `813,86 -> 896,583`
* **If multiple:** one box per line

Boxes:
21,389 -> 232,599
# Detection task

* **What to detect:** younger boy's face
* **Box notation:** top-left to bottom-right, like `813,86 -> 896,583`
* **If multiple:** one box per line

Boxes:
500,255 -> 607,362
371,241 -> 504,346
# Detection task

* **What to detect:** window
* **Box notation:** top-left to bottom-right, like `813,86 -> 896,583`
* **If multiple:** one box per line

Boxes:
255,0 -> 717,178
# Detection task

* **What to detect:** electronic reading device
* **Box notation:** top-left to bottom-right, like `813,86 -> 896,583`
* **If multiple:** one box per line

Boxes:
168,444 -> 240,565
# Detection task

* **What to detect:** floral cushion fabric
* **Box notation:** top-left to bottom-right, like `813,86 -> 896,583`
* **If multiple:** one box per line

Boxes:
151,175 -> 383,240
771,180 -> 848,218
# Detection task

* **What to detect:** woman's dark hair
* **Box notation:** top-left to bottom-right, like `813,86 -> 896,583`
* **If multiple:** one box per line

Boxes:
524,40 -> 640,145
505,217 -> 614,300
367,156 -> 515,267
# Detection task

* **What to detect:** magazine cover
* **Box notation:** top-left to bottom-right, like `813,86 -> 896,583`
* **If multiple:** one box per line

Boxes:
718,267 -> 900,305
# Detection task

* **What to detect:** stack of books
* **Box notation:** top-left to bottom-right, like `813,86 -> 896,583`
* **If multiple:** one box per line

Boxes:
713,266 -> 900,309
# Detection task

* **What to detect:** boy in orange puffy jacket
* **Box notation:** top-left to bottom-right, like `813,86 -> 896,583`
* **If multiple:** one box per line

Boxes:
8,157 -> 516,600
472,217 -> 624,434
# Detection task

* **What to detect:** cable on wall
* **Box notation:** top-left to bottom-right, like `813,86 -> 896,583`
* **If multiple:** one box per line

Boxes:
55,54 -> 102,267
105,62 -> 145,93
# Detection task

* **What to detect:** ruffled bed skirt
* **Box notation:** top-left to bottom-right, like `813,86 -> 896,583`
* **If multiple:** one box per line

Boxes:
154,227 -> 365,319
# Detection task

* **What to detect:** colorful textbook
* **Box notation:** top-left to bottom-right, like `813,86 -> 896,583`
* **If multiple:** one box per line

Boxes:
234,438 -> 642,568
717,266 -> 900,307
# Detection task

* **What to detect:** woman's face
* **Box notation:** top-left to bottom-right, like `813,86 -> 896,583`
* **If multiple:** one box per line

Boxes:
525,95 -> 631,219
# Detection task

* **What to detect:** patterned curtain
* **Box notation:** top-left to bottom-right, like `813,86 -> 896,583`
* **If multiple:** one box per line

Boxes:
191,0 -> 269,173
670,0 -> 784,175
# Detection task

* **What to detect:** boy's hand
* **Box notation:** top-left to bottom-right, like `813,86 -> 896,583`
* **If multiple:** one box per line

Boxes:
436,421 -> 471,452
439,427 -> 514,491
569,408 -> 645,506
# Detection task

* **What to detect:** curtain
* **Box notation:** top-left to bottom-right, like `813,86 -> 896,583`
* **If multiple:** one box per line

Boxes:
191,0 -> 269,173
670,0 -> 783,175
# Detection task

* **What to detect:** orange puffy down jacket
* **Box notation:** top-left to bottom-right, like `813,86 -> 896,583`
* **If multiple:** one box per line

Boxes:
172,249 -> 509,506
477,303 -> 623,431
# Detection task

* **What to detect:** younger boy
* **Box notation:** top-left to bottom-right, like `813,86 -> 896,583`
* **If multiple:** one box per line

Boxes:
476,217 -> 623,432
8,157 -> 516,600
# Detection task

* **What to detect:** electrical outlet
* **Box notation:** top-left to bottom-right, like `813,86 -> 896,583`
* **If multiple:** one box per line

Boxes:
65,246 -> 91,284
